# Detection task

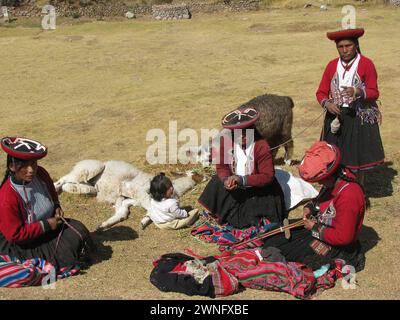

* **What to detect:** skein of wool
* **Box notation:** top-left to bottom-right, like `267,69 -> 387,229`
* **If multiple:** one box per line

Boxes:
331,117 -> 341,134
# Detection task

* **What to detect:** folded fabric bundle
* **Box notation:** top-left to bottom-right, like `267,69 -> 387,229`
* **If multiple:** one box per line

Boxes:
150,253 -> 239,298
150,249 -> 347,299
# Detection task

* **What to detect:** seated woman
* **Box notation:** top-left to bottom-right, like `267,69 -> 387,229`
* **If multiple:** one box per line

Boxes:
262,141 -> 366,271
198,107 -> 286,229
0,137 -> 94,272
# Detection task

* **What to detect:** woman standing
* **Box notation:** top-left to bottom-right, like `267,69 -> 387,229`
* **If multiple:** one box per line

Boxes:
198,107 -> 286,229
316,28 -> 384,185
0,137 -> 94,272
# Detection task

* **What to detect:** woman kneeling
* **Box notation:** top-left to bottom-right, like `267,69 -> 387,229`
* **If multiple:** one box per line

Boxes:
263,141 -> 366,271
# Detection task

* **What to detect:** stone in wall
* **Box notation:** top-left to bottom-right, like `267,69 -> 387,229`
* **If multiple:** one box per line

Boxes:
390,0 -> 400,6
152,3 -> 191,20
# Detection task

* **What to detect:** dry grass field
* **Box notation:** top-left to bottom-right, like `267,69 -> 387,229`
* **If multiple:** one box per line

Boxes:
0,4 -> 399,299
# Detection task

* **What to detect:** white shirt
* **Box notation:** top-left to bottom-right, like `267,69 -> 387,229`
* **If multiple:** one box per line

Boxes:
147,198 -> 188,224
337,53 -> 361,107
235,141 -> 255,176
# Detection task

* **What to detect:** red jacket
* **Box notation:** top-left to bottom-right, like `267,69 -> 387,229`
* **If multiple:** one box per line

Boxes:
215,136 -> 275,187
316,55 -> 379,105
311,173 -> 365,246
0,167 -> 59,244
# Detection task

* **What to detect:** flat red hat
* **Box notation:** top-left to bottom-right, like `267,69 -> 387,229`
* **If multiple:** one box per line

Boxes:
221,107 -> 260,129
298,141 -> 341,183
1,137 -> 47,160
327,28 -> 364,41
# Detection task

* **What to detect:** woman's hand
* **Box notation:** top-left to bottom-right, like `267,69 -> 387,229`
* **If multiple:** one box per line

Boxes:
55,206 -> 64,219
303,217 -> 316,231
340,86 -> 357,99
224,176 -> 240,190
325,102 -> 341,116
303,206 -> 311,220
47,216 -> 62,231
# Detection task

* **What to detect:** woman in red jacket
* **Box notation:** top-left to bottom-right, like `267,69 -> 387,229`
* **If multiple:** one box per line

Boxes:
263,141 -> 366,271
198,107 -> 286,229
0,137 -> 94,271
316,28 -> 384,185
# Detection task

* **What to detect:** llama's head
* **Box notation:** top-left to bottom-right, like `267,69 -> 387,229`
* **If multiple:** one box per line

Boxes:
185,145 -> 212,167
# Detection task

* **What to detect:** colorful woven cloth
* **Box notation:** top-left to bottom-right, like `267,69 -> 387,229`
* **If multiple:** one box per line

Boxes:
150,253 -> 239,298
217,249 -> 345,299
191,211 -> 277,251
0,255 -> 80,288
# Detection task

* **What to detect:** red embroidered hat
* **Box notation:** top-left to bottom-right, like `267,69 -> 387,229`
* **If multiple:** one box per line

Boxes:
298,141 -> 341,183
327,28 -> 364,41
221,107 -> 260,129
1,137 -> 47,160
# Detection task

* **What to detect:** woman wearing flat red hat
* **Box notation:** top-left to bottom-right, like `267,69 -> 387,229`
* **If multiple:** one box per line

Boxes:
262,141 -> 366,271
0,137 -> 94,273
316,28 -> 384,185
198,107 -> 286,228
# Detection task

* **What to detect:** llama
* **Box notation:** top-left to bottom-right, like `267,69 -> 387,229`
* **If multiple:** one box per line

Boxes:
54,160 -> 205,230
186,94 -> 295,166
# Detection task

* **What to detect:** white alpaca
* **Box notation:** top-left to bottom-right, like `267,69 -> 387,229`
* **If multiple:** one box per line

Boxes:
54,160 -> 205,230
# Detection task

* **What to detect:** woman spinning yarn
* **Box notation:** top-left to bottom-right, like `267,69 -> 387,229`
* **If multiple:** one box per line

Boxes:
262,141 -> 366,271
0,137 -> 94,273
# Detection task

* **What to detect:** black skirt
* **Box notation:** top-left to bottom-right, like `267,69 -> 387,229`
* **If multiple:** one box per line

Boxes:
263,227 -> 365,271
321,107 -> 384,170
198,175 -> 287,229
0,219 -> 94,270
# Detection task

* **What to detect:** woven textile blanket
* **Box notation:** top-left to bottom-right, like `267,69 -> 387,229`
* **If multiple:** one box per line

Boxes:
191,211 -> 277,251
0,255 -> 79,288
217,249 -> 345,299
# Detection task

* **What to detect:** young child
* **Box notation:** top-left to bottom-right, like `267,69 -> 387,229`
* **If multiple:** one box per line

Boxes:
140,173 -> 199,230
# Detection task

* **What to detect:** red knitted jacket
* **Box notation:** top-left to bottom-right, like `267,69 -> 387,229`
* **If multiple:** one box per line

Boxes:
311,174 -> 365,246
316,55 -> 379,105
0,166 -> 59,244
215,136 -> 275,187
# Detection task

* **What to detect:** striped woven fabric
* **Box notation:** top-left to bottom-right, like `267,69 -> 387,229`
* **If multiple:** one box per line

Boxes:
191,211 -> 277,251
0,255 -> 80,288
217,249 -> 345,299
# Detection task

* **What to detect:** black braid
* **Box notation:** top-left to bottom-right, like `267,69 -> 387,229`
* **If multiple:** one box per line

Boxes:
0,168 -> 10,187
336,165 -> 365,193
1,155 -> 28,188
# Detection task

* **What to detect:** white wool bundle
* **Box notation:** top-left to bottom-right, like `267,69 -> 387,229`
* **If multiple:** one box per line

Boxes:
275,168 -> 318,210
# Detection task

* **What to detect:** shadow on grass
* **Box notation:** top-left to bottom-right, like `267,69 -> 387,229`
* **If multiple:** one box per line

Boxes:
364,161 -> 397,198
359,224 -> 381,254
92,226 -> 138,242
88,226 -> 139,264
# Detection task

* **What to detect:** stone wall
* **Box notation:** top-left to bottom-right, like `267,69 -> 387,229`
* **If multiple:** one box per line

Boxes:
4,1 -> 261,18
390,0 -> 400,6
152,4 -> 191,20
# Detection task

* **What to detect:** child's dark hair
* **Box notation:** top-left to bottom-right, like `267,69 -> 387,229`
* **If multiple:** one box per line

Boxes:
150,173 -> 173,202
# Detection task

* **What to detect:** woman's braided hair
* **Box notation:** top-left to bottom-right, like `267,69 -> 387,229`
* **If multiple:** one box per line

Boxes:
335,164 -> 365,193
0,155 -> 28,187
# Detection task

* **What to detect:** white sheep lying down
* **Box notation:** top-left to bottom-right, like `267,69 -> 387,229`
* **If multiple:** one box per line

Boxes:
54,160 -> 203,230
54,160 -> 318,230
